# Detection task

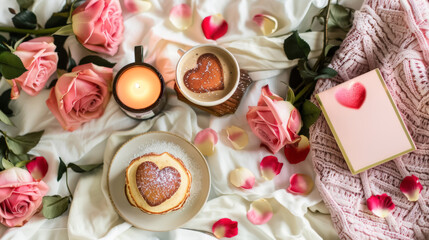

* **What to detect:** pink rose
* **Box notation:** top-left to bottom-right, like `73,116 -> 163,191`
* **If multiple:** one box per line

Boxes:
72,0 -> 124,56
46,63 -> 112,131
246,85 -> 302,153
0,167 -> 49,227
11,37 -> 58,98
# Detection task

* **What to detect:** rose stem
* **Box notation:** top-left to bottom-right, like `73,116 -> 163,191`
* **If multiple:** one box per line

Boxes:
0,26 -> 63,35
65,168 -> 73,200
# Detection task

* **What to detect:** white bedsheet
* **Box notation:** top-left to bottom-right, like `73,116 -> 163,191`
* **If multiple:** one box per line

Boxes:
0,0 -> 363,239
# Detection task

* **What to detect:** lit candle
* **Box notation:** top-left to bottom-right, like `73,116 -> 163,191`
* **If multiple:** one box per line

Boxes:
113,46 -> 166,119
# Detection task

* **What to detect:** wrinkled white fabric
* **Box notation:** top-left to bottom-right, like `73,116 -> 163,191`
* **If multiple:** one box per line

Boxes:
0,0 -> 363,239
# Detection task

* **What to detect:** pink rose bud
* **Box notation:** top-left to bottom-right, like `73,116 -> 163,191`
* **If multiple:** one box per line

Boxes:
247,85 -> 302,153
284,135 -> 310,164
260,155 -> 283,180
367,194 -> 395,218
12,37 -> 58,97
26,156 -> 49,181
46,63 -> 112,131
287,173 -> 314,196
400,175 -> 423,202
72,0 -> 124,56
212,218 -> 238,238
0,167 -> 49,227
201,14 -> 228,40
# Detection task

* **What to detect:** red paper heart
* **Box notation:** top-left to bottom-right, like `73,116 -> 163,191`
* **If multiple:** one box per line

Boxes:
335,82 -> 366,109
136,161 -> 181,206
183,53 -> 224,93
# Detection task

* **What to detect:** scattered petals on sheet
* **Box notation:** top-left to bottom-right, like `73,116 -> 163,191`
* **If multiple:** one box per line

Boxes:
287,173 -> 314,196
226,125 -> 249,150
212,218 -> 238,238
229,167 -> 255,189
202,14 -> 228,40
253,14 -> 278,36
400,175 -> 423,202
367,194 -> 395,218
26,156 -> 49,181
123,0 -> 152,13
284,135 -> 310,164
247,198 -> 273,225
194,128 -> 218,156
169,4 -> 193,30
260,155 -> 283,180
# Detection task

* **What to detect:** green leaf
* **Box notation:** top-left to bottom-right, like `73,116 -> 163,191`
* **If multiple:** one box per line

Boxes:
299,126 -> 310,138
286,86 -> 295,103
283,31 -> 311,60
79,55 -> 116,68
0,51 -> 27,79
314,67 -> 337,80
53,24 -> 73,36
68,162 -> 103,173
8,152 -> 29,166
0,137 -> 6,162
297,59 -> 317,81
0,35 -> 8,52
0,89 -> 13,116
301,100 -> 321,128
12,10 -> 37,29
17,0 -> 35,9
328,4 -> 354,31
57,157 -> 67,181
45,12 -> 68,28
4,130 -> 44,155
2,158 -> 14,169
15,159 -> 31,168
42,195 -> 70,219
0,110 -> 13,126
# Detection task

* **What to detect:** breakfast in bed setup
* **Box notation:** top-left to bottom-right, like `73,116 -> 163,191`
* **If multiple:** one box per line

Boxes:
0,0 -> 427,239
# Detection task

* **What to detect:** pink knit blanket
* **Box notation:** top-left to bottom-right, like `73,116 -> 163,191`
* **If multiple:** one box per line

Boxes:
310,0 -> 429,239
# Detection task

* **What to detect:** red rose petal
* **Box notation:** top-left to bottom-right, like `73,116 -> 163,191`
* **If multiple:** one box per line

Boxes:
260,155 -> 283,180
367,194 -> 395,218
284,135 -> 310,164
400,175 -> 423,202
212,218 -> 238,238
202,14 -> 228,40
287,173 -> 314,196
26,156 -> 48,181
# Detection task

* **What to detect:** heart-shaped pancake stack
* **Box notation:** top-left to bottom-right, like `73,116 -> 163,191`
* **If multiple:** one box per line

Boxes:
125,152 -> 192,214
183,53 -> 224,93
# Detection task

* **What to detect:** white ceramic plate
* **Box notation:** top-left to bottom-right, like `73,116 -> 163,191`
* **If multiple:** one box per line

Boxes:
107,131 -> 211,231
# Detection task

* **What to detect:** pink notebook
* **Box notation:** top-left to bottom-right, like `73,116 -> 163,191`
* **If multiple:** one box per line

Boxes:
316,69 -> 416,174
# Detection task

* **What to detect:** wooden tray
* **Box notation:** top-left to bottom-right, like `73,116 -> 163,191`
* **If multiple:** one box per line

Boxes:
174,70 -> 253,116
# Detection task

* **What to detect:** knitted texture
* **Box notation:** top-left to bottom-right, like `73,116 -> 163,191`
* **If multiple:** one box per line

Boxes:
310,0 -> 429,239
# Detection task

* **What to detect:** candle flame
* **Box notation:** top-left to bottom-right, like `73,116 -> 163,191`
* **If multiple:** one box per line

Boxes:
135,82 -> 141,89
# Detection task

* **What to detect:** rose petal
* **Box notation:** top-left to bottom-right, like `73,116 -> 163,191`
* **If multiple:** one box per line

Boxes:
367,194 -> 395,218
194,128 -> 218,156
201,14 -> 228,40
247,198 -> 273,225
123,0 -> 151,13
212,218 -> 238,238
26,157 -> 48,181
169,4 -> 192,30
400,175 -> 423,202
260,156 -> 283,180
287,173 -> 314,196
284,135 -> 310,164
226,125 -> 249,150
229,168 -> 255,189
253,14 -> 278,36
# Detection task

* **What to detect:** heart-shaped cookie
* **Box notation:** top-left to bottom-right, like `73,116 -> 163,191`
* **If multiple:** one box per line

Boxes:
335,82 -> 366,109
183,53 -> 224,93
136,161 -> 181,206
